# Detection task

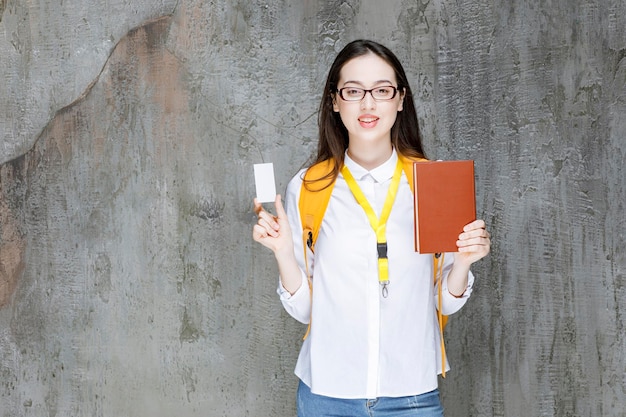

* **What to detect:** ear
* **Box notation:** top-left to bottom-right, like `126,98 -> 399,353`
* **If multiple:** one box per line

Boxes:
332,93 -> 339,112
397,88 -> 405,112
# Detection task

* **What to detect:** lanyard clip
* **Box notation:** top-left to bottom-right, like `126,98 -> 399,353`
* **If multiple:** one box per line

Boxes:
380,280 -> 389,298
377,242 -> 388,259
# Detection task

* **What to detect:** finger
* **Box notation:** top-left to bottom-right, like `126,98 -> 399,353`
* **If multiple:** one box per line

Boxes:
252,224 -> 269,241
274,194 -> 287,219
257,209 -> 279,230
253,198 -> 265,216
255,196 -> 279,228
254,212 -> 280,237
459,219 -> 489,238
457,235 -> 490,249
459,228 -> 490,241
458,236 -> 490,247
463,219 -> 486,232
457,231 -> 491,248
458,245 -> 490,257
257,217 -> 279,236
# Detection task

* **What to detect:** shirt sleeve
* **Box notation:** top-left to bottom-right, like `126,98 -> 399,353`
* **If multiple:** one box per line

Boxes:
436,252 -> 475,316
275,171 -> 312,324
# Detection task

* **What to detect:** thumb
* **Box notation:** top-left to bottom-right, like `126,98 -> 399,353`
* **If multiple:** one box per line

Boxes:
274,194 -> 287,219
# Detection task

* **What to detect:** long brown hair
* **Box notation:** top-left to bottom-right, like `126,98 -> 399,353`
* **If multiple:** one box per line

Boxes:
305,40 -> 426,190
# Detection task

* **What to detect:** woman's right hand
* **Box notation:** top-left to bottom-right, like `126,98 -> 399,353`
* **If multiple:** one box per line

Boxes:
252,194 -> 294,255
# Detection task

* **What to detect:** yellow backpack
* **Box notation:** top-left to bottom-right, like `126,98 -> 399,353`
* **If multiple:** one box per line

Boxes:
298,154 -> 450,377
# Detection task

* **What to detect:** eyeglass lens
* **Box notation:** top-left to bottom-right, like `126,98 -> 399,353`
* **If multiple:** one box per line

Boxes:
338,86 -> 397,101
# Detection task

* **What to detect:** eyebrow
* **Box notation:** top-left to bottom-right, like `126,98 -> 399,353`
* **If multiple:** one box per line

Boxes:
341,79 -> 395,87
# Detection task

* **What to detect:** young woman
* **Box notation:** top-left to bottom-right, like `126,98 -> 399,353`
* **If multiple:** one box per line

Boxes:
253,40 -> 490,416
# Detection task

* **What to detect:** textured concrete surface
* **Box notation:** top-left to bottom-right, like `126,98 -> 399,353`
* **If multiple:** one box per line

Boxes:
1,1 -> 624,416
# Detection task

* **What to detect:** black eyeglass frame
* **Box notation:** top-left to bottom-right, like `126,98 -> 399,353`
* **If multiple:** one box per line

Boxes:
335,86 -> 400,102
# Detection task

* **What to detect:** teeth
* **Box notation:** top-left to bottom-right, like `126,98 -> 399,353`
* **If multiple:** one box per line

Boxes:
360,118 -> 377,122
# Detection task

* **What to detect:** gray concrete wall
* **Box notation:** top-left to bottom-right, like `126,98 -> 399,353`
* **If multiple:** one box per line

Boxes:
0,1 -> 624,416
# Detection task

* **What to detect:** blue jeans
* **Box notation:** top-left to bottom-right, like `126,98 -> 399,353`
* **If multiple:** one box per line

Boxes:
296,380 -> 444,417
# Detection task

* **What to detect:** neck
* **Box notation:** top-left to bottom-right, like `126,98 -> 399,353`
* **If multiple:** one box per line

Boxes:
347,141 -> 393,170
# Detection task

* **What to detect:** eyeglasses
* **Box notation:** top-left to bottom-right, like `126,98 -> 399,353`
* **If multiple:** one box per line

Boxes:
336,86 -> 399,101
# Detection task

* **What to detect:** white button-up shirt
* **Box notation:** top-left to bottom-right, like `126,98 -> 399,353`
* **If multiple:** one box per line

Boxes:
278,149 -> 474,399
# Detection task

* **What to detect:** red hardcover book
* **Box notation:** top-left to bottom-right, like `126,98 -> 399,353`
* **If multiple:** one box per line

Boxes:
413,160 -> 476,253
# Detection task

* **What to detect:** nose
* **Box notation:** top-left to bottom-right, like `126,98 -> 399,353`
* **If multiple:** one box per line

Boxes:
360,91 -> 377,109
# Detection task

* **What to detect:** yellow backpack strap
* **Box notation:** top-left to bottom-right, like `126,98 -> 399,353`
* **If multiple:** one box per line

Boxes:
434,252 -> 447,378
299,159 -> 337,254
399,153 -> 427,194
400,153 -> 448,377
298,159 -> 337,340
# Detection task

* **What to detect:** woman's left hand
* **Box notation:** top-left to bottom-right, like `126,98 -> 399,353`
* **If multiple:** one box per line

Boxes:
455,219 -> 491,265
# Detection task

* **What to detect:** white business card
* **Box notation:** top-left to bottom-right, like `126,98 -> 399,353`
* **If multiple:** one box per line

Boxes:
253,163 -> 277,203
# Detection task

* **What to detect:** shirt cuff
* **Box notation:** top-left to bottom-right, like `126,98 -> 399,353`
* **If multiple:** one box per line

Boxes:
440,272 -> 474,315
277,270 -> 309,301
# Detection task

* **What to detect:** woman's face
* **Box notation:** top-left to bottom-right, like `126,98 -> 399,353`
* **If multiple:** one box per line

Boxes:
333,53 -> 404,147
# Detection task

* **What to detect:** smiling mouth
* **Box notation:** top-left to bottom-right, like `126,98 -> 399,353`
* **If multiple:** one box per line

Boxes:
358,117 -> 379,123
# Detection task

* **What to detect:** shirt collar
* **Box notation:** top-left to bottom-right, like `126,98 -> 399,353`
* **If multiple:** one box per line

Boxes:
343,148 -> 398,183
